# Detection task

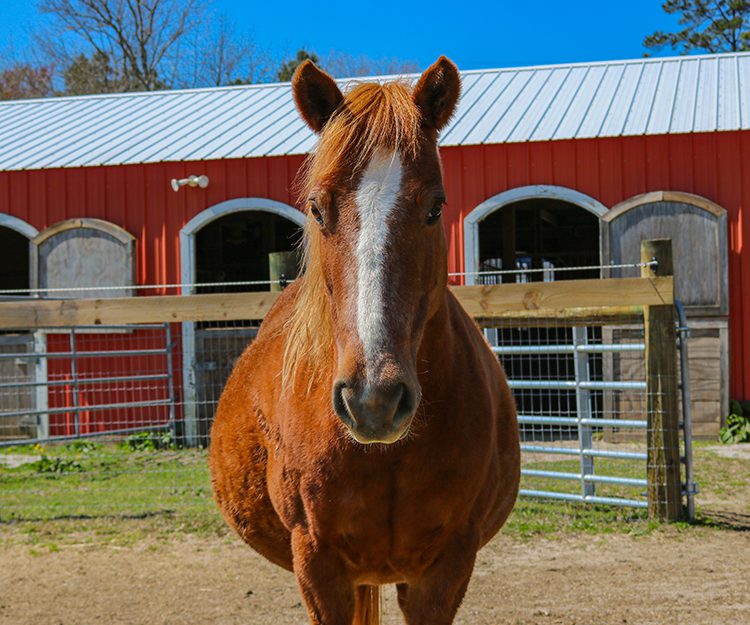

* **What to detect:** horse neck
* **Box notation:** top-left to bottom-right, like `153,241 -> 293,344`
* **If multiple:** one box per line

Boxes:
417,287 -> 459,377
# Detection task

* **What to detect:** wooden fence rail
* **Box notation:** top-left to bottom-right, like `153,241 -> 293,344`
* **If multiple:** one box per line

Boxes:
0,276 -> 673,329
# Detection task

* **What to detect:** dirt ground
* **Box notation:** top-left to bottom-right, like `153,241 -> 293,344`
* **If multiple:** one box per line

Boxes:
2,521 -> 748,625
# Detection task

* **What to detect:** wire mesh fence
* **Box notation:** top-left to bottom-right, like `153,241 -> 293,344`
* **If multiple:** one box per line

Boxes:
0,273 -> 693,523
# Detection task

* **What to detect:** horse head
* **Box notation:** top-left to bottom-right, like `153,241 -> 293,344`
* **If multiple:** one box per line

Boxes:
289,57 -> 460,445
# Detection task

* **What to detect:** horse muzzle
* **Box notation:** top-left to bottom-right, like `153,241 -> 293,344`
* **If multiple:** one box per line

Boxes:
332,378 -> 419,444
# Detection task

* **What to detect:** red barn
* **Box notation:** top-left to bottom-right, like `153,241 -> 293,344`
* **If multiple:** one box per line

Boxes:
0,51 -> 748,438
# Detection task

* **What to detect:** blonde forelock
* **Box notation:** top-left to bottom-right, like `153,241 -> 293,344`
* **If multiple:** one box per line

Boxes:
282,80 -> 422,391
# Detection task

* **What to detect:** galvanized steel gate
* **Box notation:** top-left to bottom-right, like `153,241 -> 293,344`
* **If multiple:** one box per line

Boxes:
487,324 -> 650,509
0,324 -> 176,445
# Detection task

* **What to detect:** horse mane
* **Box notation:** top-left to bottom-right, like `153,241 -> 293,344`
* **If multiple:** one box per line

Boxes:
281,80 -> 422,391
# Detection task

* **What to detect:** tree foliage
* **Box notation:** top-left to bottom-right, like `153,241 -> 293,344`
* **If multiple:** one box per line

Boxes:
322,52 -> 419,78
63,51 -> 124,95
645,0 -> 750,53
276,49 -> 320,82
0,64 -> 55,100
274,48 -> 419,82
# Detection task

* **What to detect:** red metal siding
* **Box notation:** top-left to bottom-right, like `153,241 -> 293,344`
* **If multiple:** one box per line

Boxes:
0,132 -> 748,400
440,133 -> 749,401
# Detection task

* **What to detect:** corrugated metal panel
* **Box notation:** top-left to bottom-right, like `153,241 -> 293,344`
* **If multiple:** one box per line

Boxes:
440,72 -> 513,144
695,57 -> 719,131
529,65 -> 588,141
623,61 -> 662,135
571,65 -> 622,138
670,59 -> 699,133
646,60 -> 681,134
739,56 -> 750,126
2,51 -> 750,171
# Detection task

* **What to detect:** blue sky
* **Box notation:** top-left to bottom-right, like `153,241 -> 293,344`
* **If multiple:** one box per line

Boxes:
4,1 -> 684,71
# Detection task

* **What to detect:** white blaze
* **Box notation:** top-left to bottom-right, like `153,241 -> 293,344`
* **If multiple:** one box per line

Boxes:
354,150 -> 403,378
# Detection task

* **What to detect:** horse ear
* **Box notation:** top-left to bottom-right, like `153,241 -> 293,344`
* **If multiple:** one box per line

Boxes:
412,56 -> 461,131
292,60 -> 344,133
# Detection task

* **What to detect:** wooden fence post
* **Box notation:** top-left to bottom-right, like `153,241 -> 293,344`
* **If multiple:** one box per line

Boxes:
641,239 -> 683,521
268,251 -> 299,292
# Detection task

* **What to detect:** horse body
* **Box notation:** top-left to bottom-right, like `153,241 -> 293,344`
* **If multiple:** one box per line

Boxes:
210,57 -> 519,625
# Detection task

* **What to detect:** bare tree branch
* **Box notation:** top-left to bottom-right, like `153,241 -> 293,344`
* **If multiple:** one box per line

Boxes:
320,51 -> 420,78
38,0 -> 198,90
32,0 -> 277,93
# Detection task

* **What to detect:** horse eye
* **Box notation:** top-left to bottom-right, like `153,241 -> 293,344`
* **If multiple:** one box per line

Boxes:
309,202 -> 325,227
426,200 -> 444,225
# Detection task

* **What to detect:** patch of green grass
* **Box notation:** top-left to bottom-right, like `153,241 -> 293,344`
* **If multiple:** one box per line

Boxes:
2,438 -> 747,545
520,455 -> 648,502
503,498 -> 650,539
498,452 -> 657,538
505,455 -> 652,539
0,442 -> 225,545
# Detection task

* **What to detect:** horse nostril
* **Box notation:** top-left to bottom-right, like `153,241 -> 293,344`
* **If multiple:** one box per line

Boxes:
393,383 -> 417,425
333,379 -> 358,428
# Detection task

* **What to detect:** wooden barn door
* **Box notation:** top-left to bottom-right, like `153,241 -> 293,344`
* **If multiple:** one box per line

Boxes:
602,191 -> 729,436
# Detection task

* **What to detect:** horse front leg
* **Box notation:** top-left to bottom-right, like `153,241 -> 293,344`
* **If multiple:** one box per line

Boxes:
397,530 -> 479,625
291,527 -> 355,625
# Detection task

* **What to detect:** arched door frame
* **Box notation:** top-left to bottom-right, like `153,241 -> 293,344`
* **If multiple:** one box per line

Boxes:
602,190 -> 728,314
178,198 -> 306,445
463,185 -> 609,285
30,218 -> 136,293
0,213 -> 39,240
179,197 -> 306,294
602,190 -> 729,425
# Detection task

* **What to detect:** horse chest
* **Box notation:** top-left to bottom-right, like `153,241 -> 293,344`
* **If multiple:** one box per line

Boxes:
277,448 -> 482,576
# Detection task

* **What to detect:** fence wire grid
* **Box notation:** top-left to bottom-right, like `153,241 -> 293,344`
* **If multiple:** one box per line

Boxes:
0,275 -> 693,522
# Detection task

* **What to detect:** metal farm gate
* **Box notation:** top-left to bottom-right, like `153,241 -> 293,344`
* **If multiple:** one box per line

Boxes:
0,324 -> 176,445
488,323 -> 669,510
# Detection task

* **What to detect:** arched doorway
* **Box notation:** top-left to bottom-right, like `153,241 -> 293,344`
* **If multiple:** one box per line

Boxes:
179,198 -> 306,444
0,215 -> 39,441
0,227 -> 31,293
464,185 -> 607,283
31,218 -> 135,298
0,214 -> 38,295
194,210 -> 301,293
477,197 -> 600,283
464,186 -> 608,441
180,197 -> 306,292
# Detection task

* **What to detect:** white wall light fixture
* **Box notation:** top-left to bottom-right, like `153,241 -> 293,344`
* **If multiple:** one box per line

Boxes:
170,175 -> 209,192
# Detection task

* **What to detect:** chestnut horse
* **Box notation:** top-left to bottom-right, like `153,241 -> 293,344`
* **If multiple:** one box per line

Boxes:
209,57 -> 520,625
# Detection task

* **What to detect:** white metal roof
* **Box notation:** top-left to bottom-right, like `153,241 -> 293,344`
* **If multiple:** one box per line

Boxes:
1,51 -> 750,172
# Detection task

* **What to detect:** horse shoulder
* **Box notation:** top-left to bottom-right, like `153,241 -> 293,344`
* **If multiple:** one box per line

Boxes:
443,291 -> 520,538
208,285 -> 303,569
444,292 -> 506,388
209,282 -> 303,484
